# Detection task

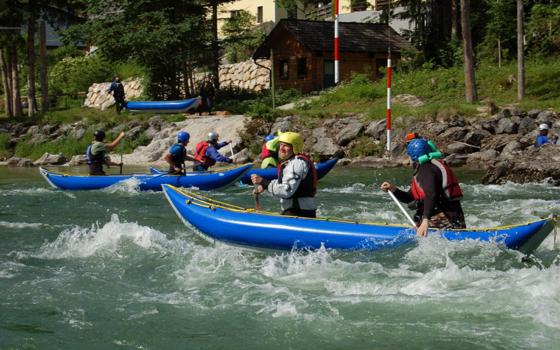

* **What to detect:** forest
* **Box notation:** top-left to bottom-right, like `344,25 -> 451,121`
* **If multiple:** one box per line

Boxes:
0,0 -> 559,119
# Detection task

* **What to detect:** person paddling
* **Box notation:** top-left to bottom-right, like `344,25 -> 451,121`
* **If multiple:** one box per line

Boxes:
86,130 -> 125,175
260,134 -> 279,169
251,131 -> 318,218
164,131 -> 195,175
192,132 -> 234,171
380,138 -> 465,236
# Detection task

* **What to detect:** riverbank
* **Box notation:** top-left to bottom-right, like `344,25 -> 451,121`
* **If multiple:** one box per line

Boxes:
1,105 -> 559,184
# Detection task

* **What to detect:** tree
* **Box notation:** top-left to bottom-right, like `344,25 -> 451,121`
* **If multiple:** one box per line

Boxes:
68,0 -> 208,99
526,1 -> 560,56
461,0 -> 477,102
26,0 -> 38,116
221,10 -> 265,63
517,0 -> 525,100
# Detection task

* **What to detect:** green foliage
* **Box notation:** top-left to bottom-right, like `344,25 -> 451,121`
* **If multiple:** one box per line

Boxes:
14,135 -> 91,160
49,55 -> 113,95
221,10 -> 266,63
0,133 -> 12,159
348,136 -> 383,158
292,58 -> 560,119
526,3 -> 560,56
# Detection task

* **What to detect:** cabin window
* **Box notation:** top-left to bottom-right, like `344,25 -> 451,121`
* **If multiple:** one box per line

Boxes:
257,6 -> 263,23
279,60 -> 289,80
297,58 -> 307,79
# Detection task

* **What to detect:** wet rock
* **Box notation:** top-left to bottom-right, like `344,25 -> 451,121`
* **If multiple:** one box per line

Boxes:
483,146 -> 560,185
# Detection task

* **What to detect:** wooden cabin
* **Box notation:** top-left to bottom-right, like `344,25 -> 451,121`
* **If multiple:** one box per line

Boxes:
252,19 -> 409,93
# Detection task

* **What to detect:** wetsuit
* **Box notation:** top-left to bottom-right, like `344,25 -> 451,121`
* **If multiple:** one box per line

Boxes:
87,141 -> 108,175
167,143 -> 187,174
393,160 -> 466,229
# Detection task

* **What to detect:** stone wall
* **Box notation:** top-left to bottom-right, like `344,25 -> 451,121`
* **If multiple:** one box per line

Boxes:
83,78 -> 144,110
217,59 -> 270,91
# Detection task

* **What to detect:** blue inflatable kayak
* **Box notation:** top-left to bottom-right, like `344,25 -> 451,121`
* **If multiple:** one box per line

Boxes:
151,158 -> 338,185
238,158 -> 338,185
39,164 -> 252,191
162,184 -> 554,253
125,97 -> 201,113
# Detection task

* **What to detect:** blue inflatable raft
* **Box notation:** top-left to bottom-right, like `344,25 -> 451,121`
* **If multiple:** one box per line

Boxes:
125,97 -> 201,113
162,184 -> 554,253
152,158 -> 339,184
39,164 -> 252,191
239,158 -> 338,185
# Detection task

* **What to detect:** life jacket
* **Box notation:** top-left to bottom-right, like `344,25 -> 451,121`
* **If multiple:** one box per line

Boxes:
261,142 -> 278,168
86,142 -> 106,175
411,159 -> 463,201
194,141 -> 216,168
86,142 -> 105,165
169,143 -> 186,167
277,154 -> 318,198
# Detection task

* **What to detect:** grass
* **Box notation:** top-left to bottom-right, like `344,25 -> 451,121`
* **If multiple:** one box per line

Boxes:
293,58 -> 560,120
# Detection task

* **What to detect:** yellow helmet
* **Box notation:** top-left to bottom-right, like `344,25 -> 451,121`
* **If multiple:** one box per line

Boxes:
278,131 -> 304,154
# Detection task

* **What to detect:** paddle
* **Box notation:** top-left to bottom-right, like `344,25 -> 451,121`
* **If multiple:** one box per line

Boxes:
229,142 -> 235,158
387,190 -> 416,227
253,184 -> 262,211
119,154 -> 123,175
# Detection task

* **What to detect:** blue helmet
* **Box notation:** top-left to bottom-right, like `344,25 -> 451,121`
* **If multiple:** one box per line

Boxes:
264,134 -> 275,143
177,131 -> 190,143
407,138 -> 431,162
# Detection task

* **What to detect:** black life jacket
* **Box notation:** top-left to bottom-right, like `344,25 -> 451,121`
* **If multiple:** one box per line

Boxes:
87,142 -> 106,175
277,154 -> 318,198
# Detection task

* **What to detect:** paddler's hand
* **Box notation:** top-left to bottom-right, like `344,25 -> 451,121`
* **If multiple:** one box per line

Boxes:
416,219 -> 429,237
380,182 -> 396,193
251,174 -> 263,185
253,184 -> 264,194
174,166 -> 182,173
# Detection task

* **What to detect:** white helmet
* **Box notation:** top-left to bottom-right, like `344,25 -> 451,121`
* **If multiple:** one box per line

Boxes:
207,131 -> 219,142
539,123 -> 549,131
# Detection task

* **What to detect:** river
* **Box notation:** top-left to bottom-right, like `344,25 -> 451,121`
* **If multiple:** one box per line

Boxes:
1,166 -> 559,349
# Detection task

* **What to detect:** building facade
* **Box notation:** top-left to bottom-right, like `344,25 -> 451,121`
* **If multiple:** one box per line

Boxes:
253,19 -> 409,94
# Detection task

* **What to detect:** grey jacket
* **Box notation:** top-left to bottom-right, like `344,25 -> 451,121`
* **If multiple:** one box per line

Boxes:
267,157 -> 317,211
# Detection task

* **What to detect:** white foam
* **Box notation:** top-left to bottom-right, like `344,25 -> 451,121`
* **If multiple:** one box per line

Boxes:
33,214 -> 174,259
0,221 -> 45,229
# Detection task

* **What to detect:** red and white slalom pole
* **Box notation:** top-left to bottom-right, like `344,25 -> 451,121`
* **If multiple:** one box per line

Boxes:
334,0 -> 339,84
386,55 -> 392,152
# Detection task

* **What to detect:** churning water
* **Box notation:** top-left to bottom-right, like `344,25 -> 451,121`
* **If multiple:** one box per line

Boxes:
1,166 -> 559,349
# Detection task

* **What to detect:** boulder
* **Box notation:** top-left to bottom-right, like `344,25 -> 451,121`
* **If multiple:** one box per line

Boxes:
364,119 -> 386,139
311,127 -> 341,156
536,111 -> 555,125
517,116 -> 536,135
33,153 -> 67,166
495,118 -> 518,134
446,142 -> 472,154
464,129 -> 491,147
334,118 -> 363,146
